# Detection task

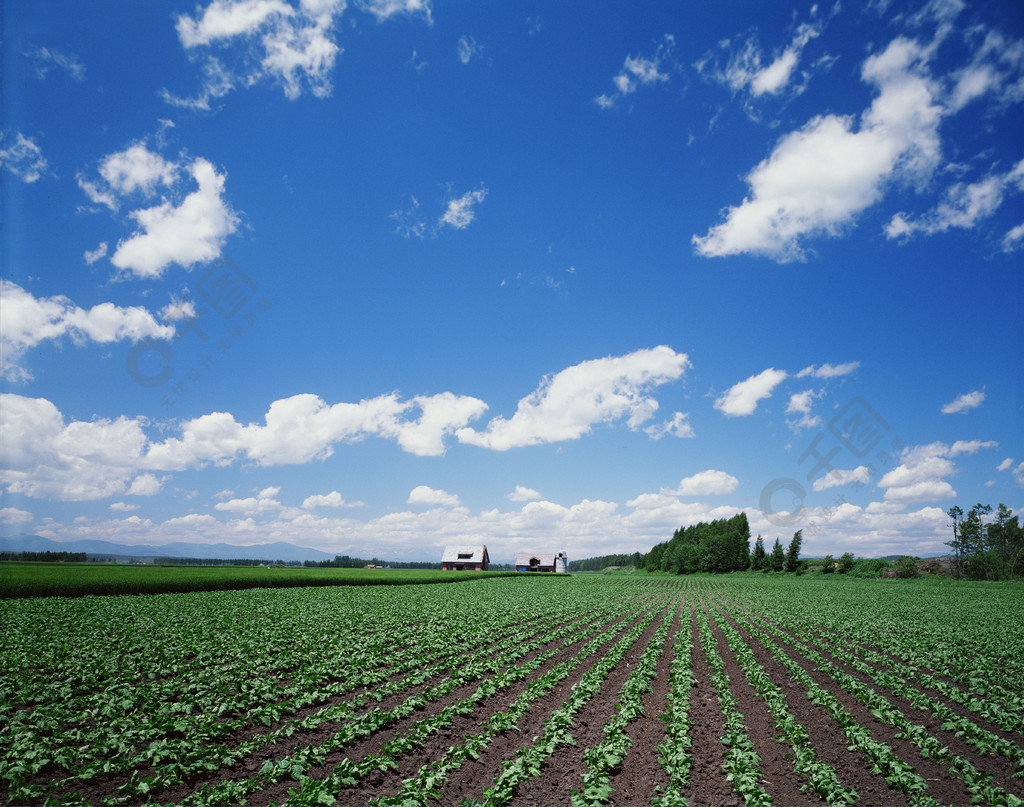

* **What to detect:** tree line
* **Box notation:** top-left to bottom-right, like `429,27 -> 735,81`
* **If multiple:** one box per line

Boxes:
0,550 -> 89,563
640,514 -> 755,574
303,555 -> 443,570
568,552 -> 644,572
946,503 -> 1023,581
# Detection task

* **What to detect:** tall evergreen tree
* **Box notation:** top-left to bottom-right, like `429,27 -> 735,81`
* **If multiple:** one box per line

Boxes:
770,538 -> 785,572
751,535 -> 767,571
785,530 -> 803,572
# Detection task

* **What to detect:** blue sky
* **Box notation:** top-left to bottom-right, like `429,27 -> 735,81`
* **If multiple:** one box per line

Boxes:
1,0 -> 1022,562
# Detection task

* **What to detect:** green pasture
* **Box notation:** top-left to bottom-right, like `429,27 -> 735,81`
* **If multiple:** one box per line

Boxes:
0,562 -> 517,598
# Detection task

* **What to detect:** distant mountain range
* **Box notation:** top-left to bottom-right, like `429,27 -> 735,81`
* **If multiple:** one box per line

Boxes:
0,534 -> 337,563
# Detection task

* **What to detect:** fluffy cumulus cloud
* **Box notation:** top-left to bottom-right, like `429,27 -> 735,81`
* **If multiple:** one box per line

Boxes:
0,133 -> 49,183
0,395 -> 153,501
595,34 -> 675,109
694,34 -> 944,260
166,0 -> 430,107
457,346 -> 691,450
695,5 -> 1024,261
301,491 -> 358,508
671,470 -> 739,496
110,159 -> 239,278
942,389 -> 986,414
506,485 -> 542,502
813,465 -> 872,492
715,367 -> 788,416
0,280 -> 174,381
878,439 -> 998,501
79,143 -> 239,279
407,485 -> 461,508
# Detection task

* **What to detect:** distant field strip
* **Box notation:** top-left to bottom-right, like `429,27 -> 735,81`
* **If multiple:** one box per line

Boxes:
1,574 -> 1021,806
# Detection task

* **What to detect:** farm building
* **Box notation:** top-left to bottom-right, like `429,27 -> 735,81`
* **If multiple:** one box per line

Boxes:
441,545 -> 490,571
514,551 -> 568,573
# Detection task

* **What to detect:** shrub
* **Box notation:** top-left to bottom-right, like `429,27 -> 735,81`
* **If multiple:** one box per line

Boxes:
837,552 -> 855,574
821,554 -> 835,574
894,555 -> 919,579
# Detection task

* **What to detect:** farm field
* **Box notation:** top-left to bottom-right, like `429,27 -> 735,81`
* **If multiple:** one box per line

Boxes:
0,562 -> 514,599
2,574 -> 1022,806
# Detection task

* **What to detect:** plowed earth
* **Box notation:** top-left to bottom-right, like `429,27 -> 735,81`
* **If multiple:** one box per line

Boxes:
2,575 -> 1022,807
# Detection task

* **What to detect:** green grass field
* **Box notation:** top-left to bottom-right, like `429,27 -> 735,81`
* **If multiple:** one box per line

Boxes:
0,562 -> 517,598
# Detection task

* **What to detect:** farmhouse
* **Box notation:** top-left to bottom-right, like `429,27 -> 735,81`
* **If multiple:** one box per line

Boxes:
514,551 -> 568,573
441,545 -> 490,571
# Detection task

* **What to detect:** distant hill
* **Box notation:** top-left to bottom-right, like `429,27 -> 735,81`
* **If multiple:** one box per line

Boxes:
0,534 -> 336,563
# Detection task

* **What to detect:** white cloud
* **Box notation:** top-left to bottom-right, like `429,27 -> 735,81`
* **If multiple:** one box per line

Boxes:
359,0 -> 432,24
159,295 -> 198,322
941,389 -> 985,414
796,361 -> 860,379
786,389 -> 819,415
146,391 -> 485,468
168,0 -> 430,105
672,470 -> 739,496
0,395 -> 152,500
110,158 -> 240,278
812,466 -> 872,492
438,186 -> 488,230
887,161 -> 1024,241
457,35 -> 481,65
506,485 -> 542,503
0,133 -> 48,183
100,144 -> 179,201
215,494 -> 284,514
694,36 -> 943,261
457,346 -> 690,450
84,243 -> 109,265
126,473 -> 165,496
706,20 -> 823,98
644,411 -> 695,440
301,491 -> 359,508
997,457 -> 1013,472
1003,222 -> 1024,252
0,507 -> 34,526
109,502 -> 140,512
948,439 -> 998,456
595,34 -> 675,109
878,439 -> 997,502
0,280 -> 175,381
175,0 -> 294,47
257,485 -> 281,498
1015,462 -> 1024,488
407,485 -> 460,507
172,0 -> 346,101
715,368 -> 788,416
27,47 -> 86,81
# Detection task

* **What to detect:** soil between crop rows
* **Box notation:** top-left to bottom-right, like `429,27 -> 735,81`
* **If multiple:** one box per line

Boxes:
5,577 -> 1022,807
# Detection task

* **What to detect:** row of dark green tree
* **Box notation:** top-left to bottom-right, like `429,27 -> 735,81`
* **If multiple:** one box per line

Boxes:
0,550 -> 89,563
568,552 -> 644,572
946,503 -> 1023,581
638,514 -> 807,575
